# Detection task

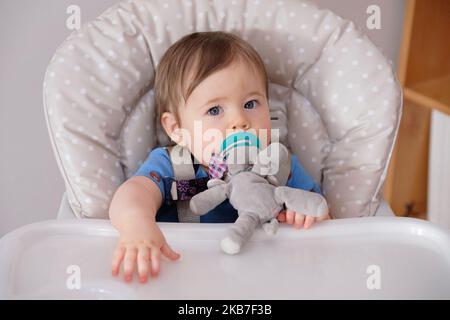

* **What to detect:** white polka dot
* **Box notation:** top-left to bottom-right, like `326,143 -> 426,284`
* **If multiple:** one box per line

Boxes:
347,82 -> 354,89
327,57 -> 334,63
311,157 -> 317,163
366,179 -> 372,185
366,50 -> 373,57
85,198 -> 92,204
298,48 -> 305,55
362,73 -> 369,79
341,47 -> 348,53
340,206 -> 347,212
289,12 -> 295,18
368,144 -> 374,149
81,161 -> 88,168
337,70 -> 344,77
323,80 -> 328,87
275,47 -> 282,53
372,86 -> 379,93
111,176 -> 117,182
352,151 -> 358,157
336,193 -> 341,199
349,185 -> 355,191
351,60 -> 359,66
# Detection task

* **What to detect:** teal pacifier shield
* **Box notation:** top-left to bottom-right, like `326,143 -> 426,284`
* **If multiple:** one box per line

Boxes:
220,132 -> 260,154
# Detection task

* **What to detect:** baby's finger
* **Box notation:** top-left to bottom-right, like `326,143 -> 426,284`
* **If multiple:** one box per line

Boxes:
304,215 -> 316,229
286,209 -> 296,225
150,249 -> 161,277
294,212 -> 305,229
123,247 -> 138,282
111,246 -> 125,276
161,243 -> 181,261
137,246 -> 150,283
277,210 -> 286,222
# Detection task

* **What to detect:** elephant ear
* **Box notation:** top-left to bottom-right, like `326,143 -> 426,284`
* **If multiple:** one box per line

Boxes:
252,143 -> 291,186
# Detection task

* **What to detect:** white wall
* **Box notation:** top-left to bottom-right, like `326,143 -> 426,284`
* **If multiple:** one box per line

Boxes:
0,0 -> 405,237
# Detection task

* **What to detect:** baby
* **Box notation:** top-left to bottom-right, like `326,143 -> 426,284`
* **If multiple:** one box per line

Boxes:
109,31 -> 330,283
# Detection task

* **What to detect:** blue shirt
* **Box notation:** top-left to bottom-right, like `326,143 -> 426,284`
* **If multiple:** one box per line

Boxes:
134,147 -> 322,223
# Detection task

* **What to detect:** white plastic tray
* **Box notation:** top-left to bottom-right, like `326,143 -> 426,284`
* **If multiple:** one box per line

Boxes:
0,217 -> 449,299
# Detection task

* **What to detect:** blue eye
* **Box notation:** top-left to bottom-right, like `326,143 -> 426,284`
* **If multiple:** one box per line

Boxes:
207,105 -> 222,116
244,100 -> 258,109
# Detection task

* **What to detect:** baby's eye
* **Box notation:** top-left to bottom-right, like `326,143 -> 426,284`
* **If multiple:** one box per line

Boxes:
207,105 -> 223,116
244,100 -> 258,109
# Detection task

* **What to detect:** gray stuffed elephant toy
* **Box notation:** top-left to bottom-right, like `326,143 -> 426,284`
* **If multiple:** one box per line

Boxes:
189,142 -> 328,254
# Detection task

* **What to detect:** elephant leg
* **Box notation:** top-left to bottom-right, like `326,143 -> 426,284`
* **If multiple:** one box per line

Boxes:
274,186 -> 329,218
221,212 -> 260,255
262,218 -> 279,236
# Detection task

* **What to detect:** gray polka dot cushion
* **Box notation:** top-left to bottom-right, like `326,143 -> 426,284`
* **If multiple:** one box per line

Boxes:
43,0 -> 402,219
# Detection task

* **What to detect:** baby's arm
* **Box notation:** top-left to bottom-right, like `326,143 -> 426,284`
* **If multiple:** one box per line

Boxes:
109,176 -> 180,283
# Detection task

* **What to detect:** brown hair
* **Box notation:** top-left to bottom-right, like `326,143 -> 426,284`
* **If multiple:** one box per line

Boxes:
154,31 -> 268,119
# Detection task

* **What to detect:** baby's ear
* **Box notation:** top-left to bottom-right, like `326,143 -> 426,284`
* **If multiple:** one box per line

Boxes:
161,112 -> 183,145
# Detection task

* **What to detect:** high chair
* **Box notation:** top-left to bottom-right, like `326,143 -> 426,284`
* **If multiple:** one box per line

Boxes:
1,0 -> 449,299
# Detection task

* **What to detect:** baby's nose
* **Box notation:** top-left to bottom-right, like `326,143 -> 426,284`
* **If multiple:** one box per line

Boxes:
230,111 -> 250,130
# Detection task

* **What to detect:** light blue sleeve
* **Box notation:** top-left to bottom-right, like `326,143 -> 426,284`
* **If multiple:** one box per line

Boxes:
286,154 -> 323,195
133,147 -> 174,201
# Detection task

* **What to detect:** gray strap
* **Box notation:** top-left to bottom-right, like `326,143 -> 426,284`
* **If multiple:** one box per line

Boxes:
168,145 -> 200,223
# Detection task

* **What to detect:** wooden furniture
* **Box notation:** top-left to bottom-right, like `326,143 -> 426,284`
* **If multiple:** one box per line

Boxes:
384,0 -> 450,218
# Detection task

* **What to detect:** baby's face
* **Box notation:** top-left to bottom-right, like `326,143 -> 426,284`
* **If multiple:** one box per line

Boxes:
177,59 -> 271,165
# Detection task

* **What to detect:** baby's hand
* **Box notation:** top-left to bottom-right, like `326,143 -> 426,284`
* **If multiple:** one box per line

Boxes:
276,209 -> 330,229
111,219 -> 180,283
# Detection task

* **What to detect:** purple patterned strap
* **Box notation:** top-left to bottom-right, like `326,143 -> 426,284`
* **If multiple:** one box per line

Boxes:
173,177 -> 209,201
